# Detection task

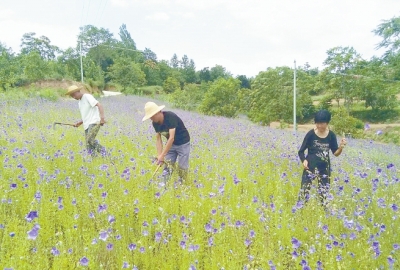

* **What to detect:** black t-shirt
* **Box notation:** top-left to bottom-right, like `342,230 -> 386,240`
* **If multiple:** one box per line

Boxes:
152,111 -> 190,145
298,129 -> 339,172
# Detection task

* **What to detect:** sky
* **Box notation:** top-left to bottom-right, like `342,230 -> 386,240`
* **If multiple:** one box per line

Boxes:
0,0 -> 399,77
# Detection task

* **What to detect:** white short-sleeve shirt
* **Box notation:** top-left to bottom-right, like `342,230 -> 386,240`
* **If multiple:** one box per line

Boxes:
78,94 -> 100,130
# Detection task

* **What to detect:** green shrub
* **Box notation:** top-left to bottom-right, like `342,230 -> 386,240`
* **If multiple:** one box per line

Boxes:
330,107 -> 364,138
37,88 -> 60,101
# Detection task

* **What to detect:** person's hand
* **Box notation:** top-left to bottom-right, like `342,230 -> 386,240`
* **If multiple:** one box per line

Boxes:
302,160 -> 309,170
100,118 -> 106,126
157,154 -> 164,165
74,122 -> 81,128
340,138 -> 347,149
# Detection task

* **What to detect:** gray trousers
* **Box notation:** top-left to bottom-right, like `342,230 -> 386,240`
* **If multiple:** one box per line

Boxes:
163,142 -> 190,180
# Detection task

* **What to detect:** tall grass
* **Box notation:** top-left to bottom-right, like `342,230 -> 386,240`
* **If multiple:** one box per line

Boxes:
0,96 -> 399,269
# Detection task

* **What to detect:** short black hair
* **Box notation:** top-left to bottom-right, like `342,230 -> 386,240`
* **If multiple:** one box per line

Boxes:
314,109 -> 331,123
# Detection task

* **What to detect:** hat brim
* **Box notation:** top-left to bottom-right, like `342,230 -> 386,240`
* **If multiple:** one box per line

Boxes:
142,105 -> 165,121
65,87 -> 82,96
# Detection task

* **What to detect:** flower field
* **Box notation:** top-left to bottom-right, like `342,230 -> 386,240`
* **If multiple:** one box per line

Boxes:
0,95 -> 399,269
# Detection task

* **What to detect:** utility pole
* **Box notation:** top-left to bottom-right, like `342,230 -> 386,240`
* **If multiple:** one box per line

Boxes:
293,60 -> 297,133
80,41 -> 84,83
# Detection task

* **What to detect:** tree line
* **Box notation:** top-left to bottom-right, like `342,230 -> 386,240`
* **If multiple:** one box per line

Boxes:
1,16 -> 400,128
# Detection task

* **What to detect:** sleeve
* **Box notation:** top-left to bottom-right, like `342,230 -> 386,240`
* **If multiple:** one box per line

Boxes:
298,130 -> 311,162
330,131 -> 339,153
85,94 -> 99,107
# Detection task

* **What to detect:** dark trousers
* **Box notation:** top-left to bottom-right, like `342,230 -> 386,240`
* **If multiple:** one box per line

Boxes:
299,167 -> 330,206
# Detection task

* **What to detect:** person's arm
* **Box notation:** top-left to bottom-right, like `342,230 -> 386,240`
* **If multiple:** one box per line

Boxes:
95,102 -> 105,125
74,120 -> 83,127
157,128 -> 176,163
333,137 -> 347,157
298,131 -> 312,169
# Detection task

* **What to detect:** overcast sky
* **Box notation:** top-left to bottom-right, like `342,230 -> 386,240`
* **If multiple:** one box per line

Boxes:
0,0 -> 398,77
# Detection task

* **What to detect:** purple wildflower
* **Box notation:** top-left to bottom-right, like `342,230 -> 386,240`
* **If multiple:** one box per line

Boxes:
208,237 -> 214,247
108,215 -> 115,223
155,232 -> 162,242
98,204 -> 107,213
25,211 -> 38,222
27,224 -> 40,240
233,174 -> 240,185
106,243 -> 113,250
291,237 -> 301,249
205,223 -> 212,233
122,261 -> 129,268
128,243 -> 136,251
51,247 -> 60,256
80,256 -> 89,266
99,231 -> 109,241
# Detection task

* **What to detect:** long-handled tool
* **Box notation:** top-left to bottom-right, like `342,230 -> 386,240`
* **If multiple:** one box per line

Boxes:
53,122 -> 75,130
151,163 -> 162,178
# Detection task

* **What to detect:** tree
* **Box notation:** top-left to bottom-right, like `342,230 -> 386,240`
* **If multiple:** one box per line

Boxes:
198,67 -> 211,82
163,77 -> 180,94
170,54 -> 179,68
107,58 -> 146,91
198,78 -> 241,117
248,67 -> 313,125
210,65 -> 232,81
20,32 -> 59,60
21,52 -> 49,82
373,16 -> 400,58
322,46 -> 362,108
0,43 -> 19,90
142,48 -> 157,62
236,75 -> 251,89
119,24 -> 136,50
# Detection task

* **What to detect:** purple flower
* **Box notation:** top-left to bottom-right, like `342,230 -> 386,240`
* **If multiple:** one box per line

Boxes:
128,243 -> 136,251
108,215 -> 115,223
376,130 -> 383,135
122,262 -> 129,268
249,230 -> 255,238
99,231 -> 109,241
205,223 -> 212,233
27,224 -> 40,240
155,232 -> 162,242
98,204 -> 107,213
364,123 -> 370,130
106,243 -> 113,250
9,232 -> 15,237
51,247 -> 60,256
99,164 -> 108,170
233,174 -> 240,185
244,238 -> 252,247
180,240 -> 186,249
10,183 -> 17,189
208,237 -> 214,247
291,237 -> 301,249
25,211 -> 38,222
235,220 -> 244,228
80,256 -> 89,266
393,243 -> 400,250
391,204 -> 398,211
388,256 -> 395,266
140,247 -> 145,253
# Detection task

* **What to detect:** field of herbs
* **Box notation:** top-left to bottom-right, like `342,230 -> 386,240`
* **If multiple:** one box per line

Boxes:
0,95 -> 399,269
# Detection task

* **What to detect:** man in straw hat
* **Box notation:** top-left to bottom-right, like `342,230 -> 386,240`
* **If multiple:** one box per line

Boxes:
66,85 -> 106,156
143,101 -> 190,182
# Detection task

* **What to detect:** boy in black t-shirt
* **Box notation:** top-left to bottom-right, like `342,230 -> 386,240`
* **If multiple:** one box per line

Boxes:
142,102 -> 191,182
298,110 -> 346,206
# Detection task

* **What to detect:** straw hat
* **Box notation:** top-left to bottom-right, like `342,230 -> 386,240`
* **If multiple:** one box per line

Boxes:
66,85 -> 82,96
142,102 -> 165,121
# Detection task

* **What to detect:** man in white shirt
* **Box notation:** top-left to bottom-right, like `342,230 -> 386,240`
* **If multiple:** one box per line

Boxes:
66,85 -> 106,156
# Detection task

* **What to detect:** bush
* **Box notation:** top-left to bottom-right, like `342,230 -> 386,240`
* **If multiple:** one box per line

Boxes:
330,107 -> 364,138
169,83 -> 208,111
